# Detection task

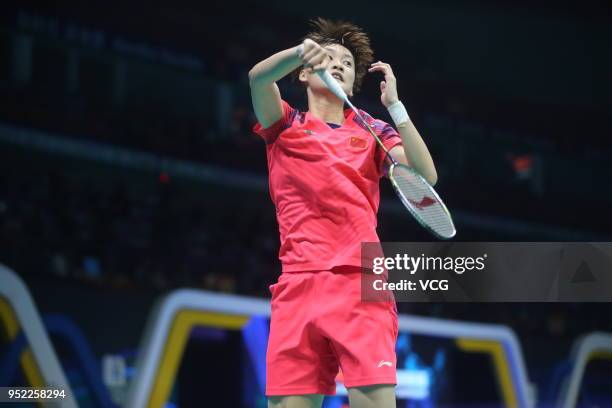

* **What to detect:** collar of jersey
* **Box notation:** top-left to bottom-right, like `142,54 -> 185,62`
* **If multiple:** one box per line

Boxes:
304,108 -> 355,130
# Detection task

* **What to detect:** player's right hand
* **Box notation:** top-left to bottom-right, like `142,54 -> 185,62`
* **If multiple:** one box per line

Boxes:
297,39 -> 330,73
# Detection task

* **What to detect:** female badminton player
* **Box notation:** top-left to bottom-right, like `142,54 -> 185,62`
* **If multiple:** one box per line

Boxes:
249,18 -> 438,408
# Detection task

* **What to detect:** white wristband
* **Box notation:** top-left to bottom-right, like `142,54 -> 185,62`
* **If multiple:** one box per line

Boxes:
387,101 -> 410,127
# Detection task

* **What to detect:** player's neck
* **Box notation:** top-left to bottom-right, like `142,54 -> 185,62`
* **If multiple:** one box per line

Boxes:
307,90 -> 345,126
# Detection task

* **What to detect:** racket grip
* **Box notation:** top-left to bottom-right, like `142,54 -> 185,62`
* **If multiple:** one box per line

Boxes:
317,70 -> 348,102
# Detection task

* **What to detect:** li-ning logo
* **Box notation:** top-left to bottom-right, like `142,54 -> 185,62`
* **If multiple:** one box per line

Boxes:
407,196 -> 437,210
377,360 -> 393,368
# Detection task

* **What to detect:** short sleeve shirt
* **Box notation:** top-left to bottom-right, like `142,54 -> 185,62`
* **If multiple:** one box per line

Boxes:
253,100 -> 403,272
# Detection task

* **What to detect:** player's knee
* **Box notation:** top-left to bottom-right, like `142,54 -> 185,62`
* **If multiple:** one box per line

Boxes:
268,395 -> 324,408
347,384 -> 396,408
268,396 -> 283,408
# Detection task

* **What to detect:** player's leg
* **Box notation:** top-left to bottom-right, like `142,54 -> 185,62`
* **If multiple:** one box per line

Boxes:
268,394 -> 324,408
347,385 -> 396,408
266,272 -> 339,401
316,269 -> 399,407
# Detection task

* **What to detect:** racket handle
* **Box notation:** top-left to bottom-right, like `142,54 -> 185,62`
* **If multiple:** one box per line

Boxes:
317,70 -> 348,103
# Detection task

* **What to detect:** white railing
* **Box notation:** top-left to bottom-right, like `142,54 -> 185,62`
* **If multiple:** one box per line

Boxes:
0,264 -> 77,408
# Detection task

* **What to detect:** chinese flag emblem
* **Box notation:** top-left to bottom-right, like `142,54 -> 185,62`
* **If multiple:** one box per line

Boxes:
350,136 -> 367,149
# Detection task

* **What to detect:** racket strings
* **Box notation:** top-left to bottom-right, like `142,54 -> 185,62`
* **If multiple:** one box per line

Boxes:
391,166 -> 455,238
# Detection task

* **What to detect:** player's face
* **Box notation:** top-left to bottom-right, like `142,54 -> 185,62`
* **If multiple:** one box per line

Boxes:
300,43 -> 356,98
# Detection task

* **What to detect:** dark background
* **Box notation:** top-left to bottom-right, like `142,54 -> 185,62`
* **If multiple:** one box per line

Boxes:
1,0 -> 612,406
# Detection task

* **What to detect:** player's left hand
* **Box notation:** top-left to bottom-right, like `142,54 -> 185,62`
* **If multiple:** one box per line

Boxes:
368,61 -> 399,108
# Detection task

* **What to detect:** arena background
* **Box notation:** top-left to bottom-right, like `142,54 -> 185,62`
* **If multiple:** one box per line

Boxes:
1,0 -> 612,407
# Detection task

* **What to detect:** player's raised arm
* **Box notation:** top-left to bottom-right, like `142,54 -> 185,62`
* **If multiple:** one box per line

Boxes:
248,39 -> 330,128
369,60 -> 438,186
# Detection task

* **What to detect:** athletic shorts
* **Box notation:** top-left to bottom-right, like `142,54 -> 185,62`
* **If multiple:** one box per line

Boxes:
266,267 -> 398,396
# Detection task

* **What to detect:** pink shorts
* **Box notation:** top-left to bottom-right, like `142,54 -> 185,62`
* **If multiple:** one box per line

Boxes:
266,267 -> 398,396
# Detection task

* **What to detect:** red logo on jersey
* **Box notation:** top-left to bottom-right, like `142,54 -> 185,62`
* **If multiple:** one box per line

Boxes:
408,196 -> 437,210
350,136 -> 367,149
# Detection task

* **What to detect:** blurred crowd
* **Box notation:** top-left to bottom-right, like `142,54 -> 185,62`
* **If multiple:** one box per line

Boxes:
0,161 -> 280,298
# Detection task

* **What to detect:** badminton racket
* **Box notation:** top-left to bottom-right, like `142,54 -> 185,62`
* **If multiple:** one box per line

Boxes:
317,69 -> 456,239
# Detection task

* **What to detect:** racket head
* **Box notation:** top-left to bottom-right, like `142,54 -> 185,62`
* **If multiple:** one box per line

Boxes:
388,163 -> 456,239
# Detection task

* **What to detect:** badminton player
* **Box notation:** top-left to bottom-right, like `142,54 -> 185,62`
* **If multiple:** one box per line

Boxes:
249,18 -> 437,408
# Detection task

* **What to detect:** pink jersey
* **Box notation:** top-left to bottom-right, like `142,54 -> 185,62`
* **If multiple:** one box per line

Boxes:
253,100 -> 402,272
